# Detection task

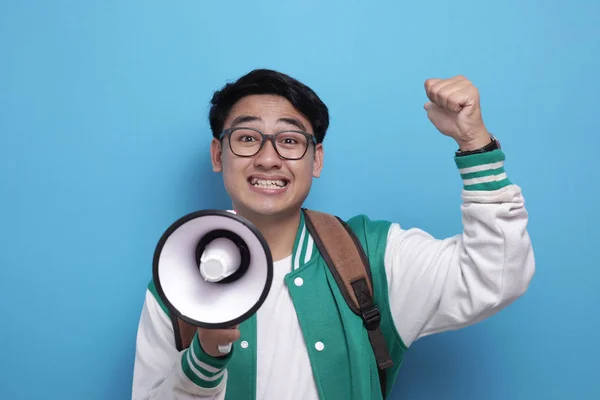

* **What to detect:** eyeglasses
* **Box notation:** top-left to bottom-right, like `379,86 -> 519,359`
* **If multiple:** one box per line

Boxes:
220,127 -> 317,160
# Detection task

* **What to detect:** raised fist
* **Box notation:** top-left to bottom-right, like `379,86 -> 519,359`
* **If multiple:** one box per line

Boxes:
424,75 -> 491,151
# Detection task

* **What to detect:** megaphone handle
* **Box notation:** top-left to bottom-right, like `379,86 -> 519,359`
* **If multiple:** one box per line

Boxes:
218,343 -> 232,354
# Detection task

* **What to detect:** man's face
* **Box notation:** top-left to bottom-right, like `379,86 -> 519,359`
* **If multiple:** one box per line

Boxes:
210,94 -> 324,220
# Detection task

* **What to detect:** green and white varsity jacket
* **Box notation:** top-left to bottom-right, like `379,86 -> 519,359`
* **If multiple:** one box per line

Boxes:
131,149 -> 535,399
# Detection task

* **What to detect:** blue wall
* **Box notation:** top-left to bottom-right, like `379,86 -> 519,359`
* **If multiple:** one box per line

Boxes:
1,1 -> 598,399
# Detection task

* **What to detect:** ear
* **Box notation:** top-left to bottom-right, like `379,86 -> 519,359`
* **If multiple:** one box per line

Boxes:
312,143 -> 324,178
210,138 -> 223,172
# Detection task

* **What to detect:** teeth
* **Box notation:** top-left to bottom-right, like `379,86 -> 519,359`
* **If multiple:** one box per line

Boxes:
250,178 -> 287,189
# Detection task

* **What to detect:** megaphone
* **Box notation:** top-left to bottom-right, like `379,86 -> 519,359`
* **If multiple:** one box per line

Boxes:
152,209 -> 273,354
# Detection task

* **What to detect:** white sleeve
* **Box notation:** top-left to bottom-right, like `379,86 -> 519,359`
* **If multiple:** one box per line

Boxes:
131,289 -> 230,400
384,150 -> 535,347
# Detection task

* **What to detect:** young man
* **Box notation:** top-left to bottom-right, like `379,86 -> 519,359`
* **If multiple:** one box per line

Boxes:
131,69 -> 535,399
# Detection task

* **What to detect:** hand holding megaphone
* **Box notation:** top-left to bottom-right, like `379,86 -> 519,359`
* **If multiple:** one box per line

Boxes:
195,228 -> 243,356
197,325 -> 241,357
152,210 -> 274,358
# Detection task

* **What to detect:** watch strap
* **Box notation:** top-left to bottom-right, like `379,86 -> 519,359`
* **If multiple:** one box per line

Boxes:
455,135 -> 500,157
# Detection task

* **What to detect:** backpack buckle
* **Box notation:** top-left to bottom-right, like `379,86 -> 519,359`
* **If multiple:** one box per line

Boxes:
362,306 -> 381,330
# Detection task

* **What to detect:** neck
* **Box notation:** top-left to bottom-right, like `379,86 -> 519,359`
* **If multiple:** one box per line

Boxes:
236,208 -> 301,262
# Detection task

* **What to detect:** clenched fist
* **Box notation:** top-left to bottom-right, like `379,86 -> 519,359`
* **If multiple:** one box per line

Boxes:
424,75 -> 492,151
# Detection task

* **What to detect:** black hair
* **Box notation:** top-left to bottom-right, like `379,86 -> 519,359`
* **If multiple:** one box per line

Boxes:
208,69 -> 329,143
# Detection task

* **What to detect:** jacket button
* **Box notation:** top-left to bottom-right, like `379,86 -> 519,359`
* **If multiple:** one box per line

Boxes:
294,277 -> 304,286
315,341 -> 324,351
241,341 -> 249,349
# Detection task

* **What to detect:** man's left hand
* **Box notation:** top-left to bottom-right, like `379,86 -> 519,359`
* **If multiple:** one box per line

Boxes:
424,75 -> 491,151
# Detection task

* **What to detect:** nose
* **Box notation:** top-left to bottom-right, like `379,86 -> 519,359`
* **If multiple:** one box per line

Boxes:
253,138 -> 283,169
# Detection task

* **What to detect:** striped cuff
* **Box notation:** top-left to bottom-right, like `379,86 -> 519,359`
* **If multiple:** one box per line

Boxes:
181,332 -> 232,388
455,149 -> 512,191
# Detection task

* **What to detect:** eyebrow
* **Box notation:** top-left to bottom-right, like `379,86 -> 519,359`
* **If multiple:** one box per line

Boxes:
228,115 -> 308,132
278,117 -> 307,132
230,115 -> 261,128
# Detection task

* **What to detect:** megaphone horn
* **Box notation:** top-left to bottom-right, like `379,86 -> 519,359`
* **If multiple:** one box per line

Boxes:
152,210 -> 273,352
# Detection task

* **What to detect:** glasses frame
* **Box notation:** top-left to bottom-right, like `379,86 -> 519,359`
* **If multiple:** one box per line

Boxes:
220,127 -> 317,160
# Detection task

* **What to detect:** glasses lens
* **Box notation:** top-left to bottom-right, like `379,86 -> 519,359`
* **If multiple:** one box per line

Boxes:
229,129 -> 263,156
274,131 -> 309,159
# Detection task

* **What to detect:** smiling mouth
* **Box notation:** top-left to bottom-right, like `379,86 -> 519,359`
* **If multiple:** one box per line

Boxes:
248,177 -> 289,189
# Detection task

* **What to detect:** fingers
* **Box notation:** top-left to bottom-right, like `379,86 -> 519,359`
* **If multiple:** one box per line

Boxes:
220,327 -> 241,343
197,326 -> 241,357
424,75 -> 476,112
425,78 -> 455,107
424,75 -> 465,110
424,101 -> 450,125
203,327 -> 241,344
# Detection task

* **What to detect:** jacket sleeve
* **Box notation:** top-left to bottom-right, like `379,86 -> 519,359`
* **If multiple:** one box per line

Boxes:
384,149 -> 535,347
131,287 -> 232,399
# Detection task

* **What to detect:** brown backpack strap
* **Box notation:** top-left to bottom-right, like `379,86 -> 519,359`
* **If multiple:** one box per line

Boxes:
302,209 -> 393,398
169,209 -> 393,397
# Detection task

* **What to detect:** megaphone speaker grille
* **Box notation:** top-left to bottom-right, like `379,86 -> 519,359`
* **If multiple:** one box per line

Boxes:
152,210 -> 273,329
195,229 -> 251,284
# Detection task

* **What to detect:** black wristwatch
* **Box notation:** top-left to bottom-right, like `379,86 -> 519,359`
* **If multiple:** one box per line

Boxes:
455,135 -> 500,157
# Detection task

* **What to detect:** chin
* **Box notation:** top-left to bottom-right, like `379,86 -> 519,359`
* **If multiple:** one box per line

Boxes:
233,196 -> 301,220
242,203 -> 289,217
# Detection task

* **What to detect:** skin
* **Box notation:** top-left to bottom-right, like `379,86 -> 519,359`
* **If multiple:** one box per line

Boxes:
210,94 -> 324,261
424,75 -> 491,150
199,76 -> 491,357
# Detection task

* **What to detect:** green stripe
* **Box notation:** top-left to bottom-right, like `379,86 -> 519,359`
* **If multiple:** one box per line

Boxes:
147,280 -> 170,317
181,351 -> 223,388
305,236 -> 315,264
180,333 -> 231,388
454,149 -> 505,169
464,178 -> 512,191
291,211 -> 306,270
190,332 -> 232,369
188,348 -> 222,378
299,233 -> 308,268
461,166 -> 505,180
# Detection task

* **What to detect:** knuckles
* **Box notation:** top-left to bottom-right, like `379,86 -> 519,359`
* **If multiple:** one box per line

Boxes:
425,75 -> 473,91
425,75 -> 478,106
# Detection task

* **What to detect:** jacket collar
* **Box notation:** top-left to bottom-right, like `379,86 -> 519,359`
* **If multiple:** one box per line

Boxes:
291,210 -> 316,271
231,208 -> 316,271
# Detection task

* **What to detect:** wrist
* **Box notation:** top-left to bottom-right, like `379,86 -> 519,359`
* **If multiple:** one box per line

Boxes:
455,134 -> 500,157
456,133 -> 492,152
180,332 -> 231,389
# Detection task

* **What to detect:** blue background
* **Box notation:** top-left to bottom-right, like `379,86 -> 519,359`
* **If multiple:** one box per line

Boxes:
1,1 -> 598,399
